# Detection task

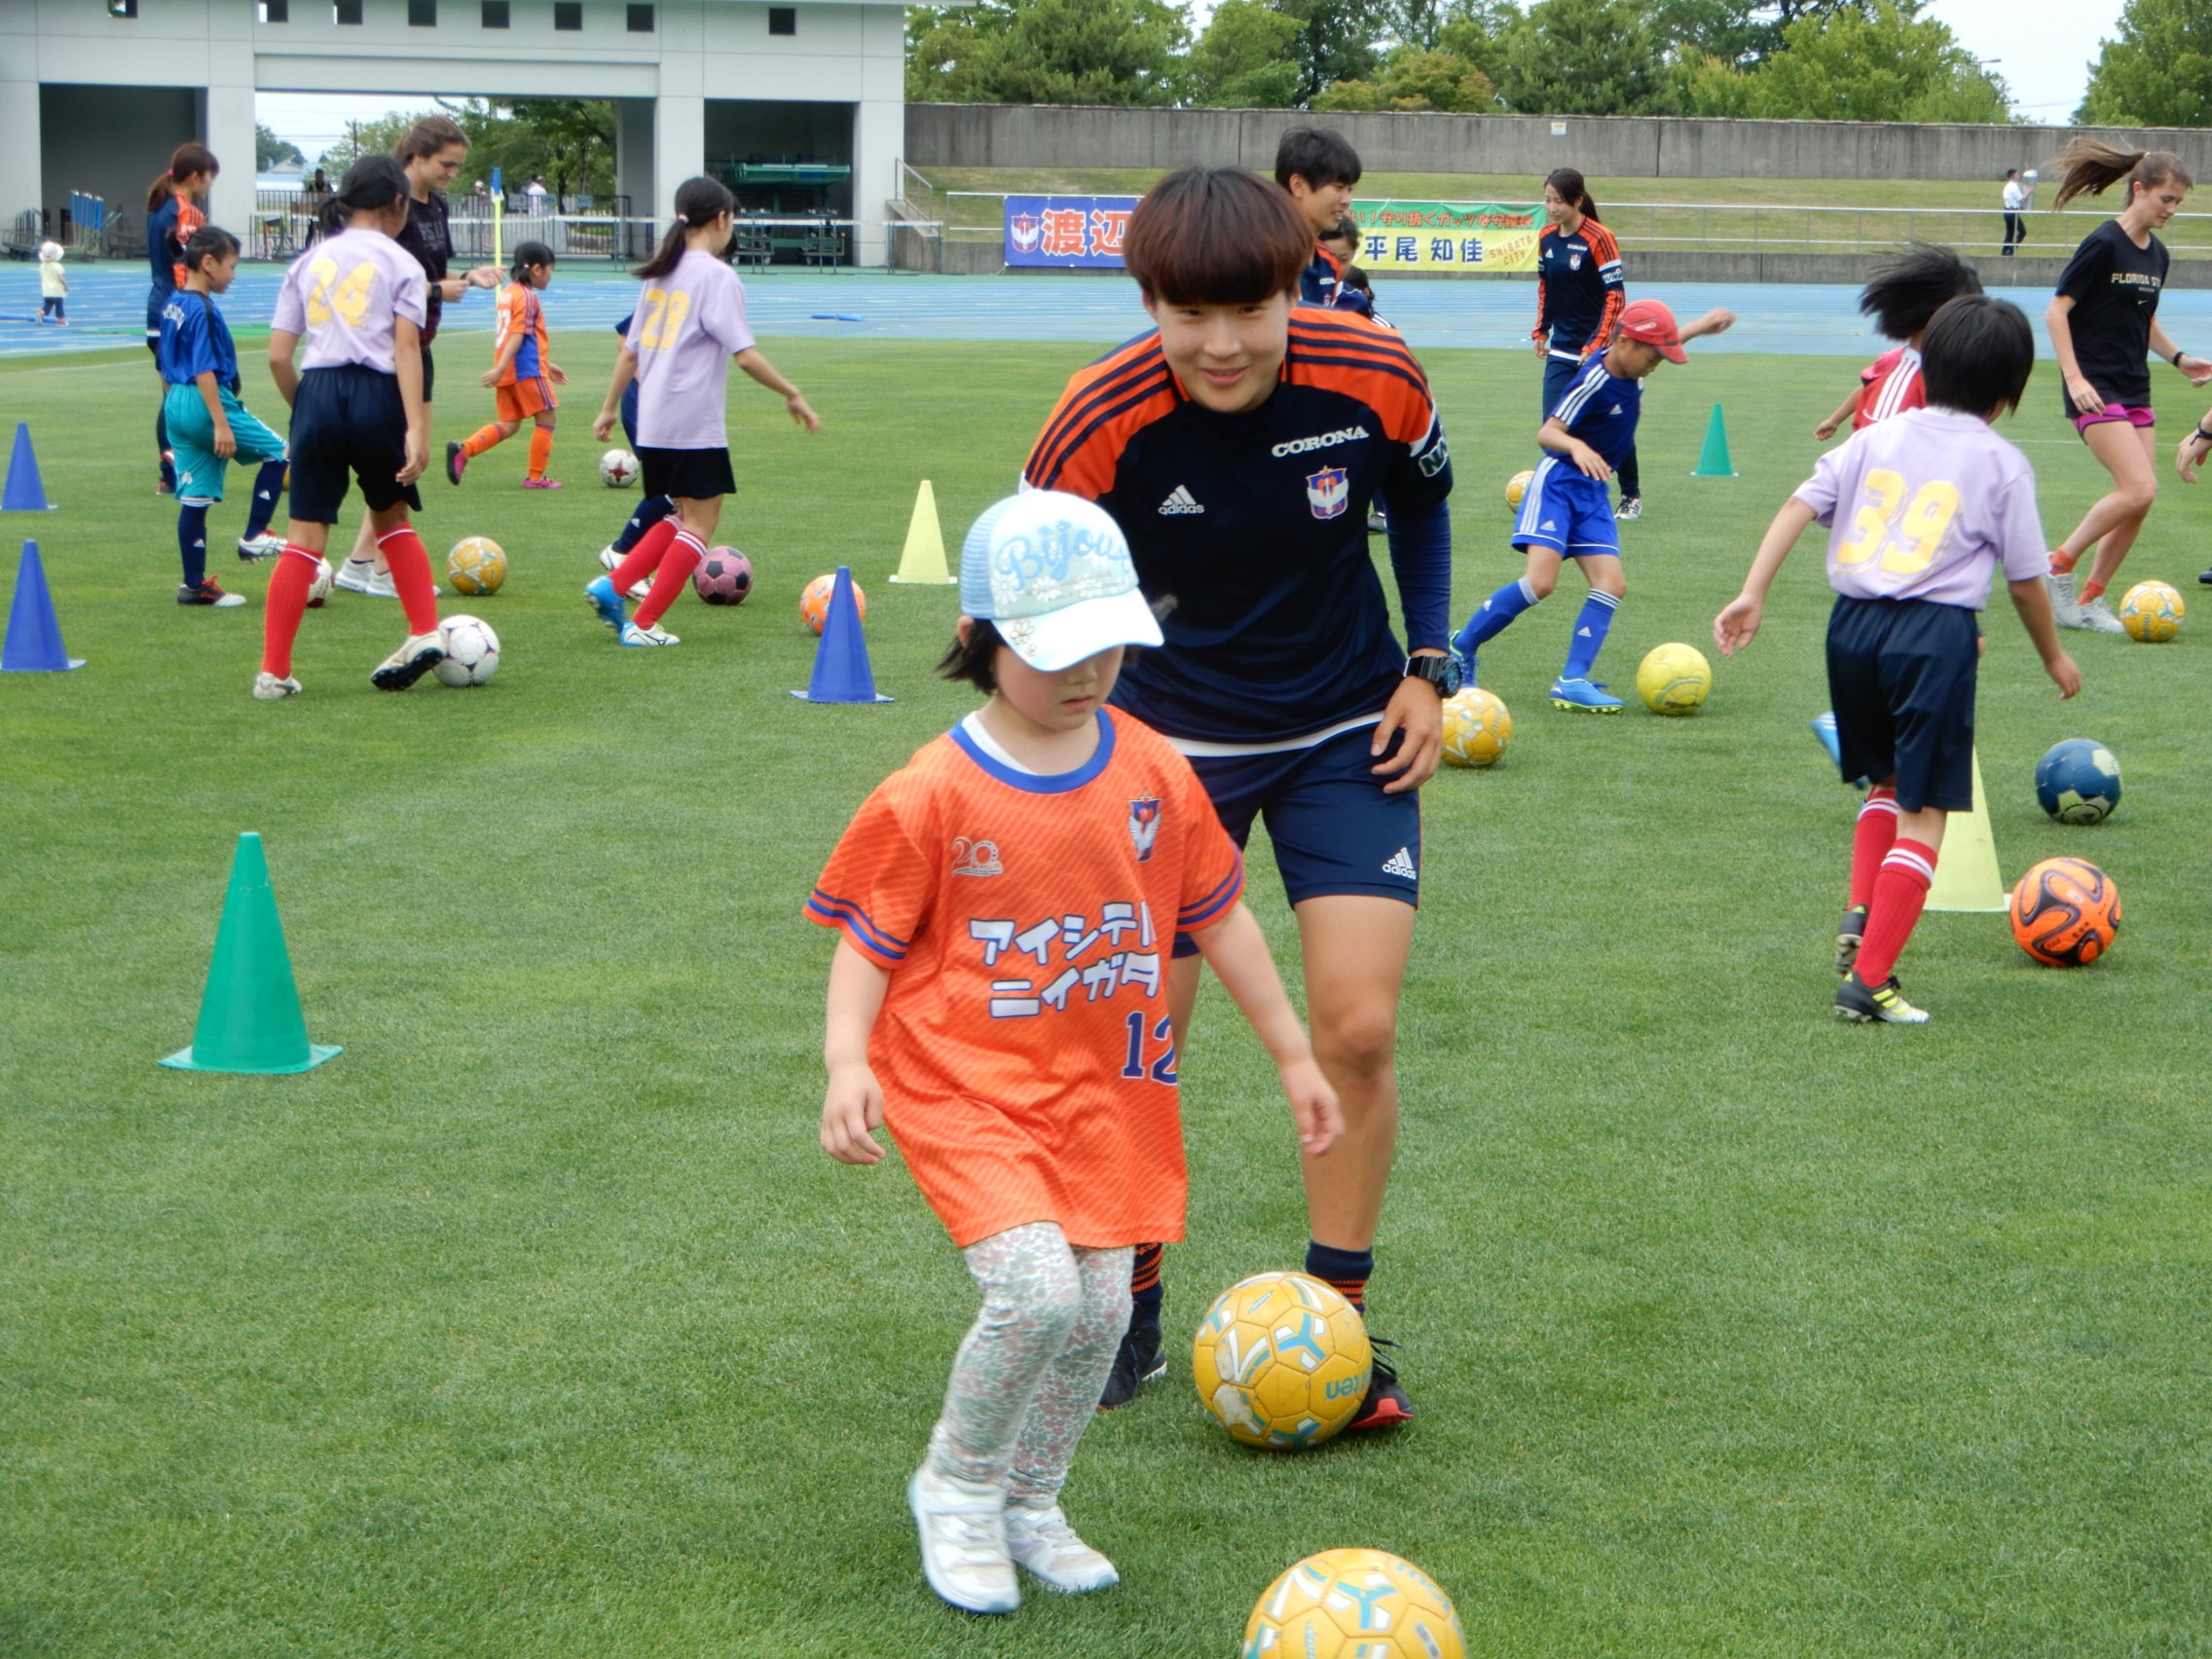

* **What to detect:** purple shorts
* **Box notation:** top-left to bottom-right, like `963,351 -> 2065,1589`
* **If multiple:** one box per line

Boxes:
2074,403 -> 2156,434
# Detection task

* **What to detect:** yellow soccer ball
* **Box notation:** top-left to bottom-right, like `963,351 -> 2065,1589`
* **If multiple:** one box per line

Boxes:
1504,467 -> 1535,511
1440,686 -> 1512,767
1193,1272 -> 1371,1449
2120,578 -> 2183,642
1636,641 -> 1712,716
1244,1549 -> 1468,1659
447,536 -> 508,597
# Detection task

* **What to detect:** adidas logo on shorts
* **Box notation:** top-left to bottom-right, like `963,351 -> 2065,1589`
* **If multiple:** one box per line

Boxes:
1382,847 -> 1418,879
1158,485 -> 1205,515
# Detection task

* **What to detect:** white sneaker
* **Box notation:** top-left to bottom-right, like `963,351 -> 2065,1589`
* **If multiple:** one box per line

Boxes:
252,671 -> 302,700
1004,1502 -> 1119,1594
370,631 -> 445,690
908,1466 -> 1017,1615
2047,570 -> 2083,629
2079,593 -> 2127,634
621,620 -> 680,646
236,532 -> 285,561
600,546 -> 650,600
334,560 -> 383,596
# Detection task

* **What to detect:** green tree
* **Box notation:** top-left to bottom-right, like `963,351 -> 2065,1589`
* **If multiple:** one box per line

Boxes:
1279,0 -> 1388,101
1743,1 -> 2010,123
906,0 -> 1188,105
438,98 -> 617,201
2077,0 -> 2212,126
255,124 -> 306,172
1187,0 -> 1309,106
1493,0 -> 1666,115
1314,44 -> 1497,110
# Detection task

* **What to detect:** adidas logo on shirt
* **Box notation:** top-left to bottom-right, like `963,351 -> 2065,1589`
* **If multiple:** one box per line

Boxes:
1540,519 -> 1558,531
1158,485 -> 1204,515
1382,847 -> 1418,879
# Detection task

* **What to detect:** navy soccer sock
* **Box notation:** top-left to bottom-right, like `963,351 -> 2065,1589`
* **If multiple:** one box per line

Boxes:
1561,589 -> 1620,682
1129,1241 -> 1164,1336
176,501 -> 210,587
1453,575 -> 1540,659
243,460 -> 287,540
156,404 -> 174,489
1305,1241 -> 1374,1314
611,493 -> 675,555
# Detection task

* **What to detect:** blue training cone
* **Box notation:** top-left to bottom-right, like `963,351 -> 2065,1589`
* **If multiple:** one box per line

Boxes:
2,542 -> 83,671
3,423 -> 55,511
792,565 -> 894,703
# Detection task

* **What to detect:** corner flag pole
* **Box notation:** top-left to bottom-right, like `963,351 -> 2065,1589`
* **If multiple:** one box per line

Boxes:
491,166 -> 503,266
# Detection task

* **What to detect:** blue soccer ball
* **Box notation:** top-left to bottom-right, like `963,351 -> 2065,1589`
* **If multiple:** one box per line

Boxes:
2034,739 -> 2121,825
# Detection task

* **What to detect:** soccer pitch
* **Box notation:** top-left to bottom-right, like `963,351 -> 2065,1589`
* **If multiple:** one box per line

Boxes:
3,327 -> 2209,1657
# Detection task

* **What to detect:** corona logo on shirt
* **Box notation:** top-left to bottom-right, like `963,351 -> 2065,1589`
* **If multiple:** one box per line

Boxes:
1272,424 -> 1370,459
1306,466 -> 1350,520
950,836 -> 1004,878
1127,797 -> 1161,863
1009,213 -> 1043,254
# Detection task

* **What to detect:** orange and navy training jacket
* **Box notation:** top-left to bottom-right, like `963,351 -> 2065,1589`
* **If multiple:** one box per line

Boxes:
1533,218 -> 1625,359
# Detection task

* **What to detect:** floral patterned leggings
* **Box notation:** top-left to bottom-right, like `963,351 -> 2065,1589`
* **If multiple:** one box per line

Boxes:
928,1222 -> 1134,1506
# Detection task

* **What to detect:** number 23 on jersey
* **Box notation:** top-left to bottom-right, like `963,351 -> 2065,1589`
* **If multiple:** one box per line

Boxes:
1834,466 -> 1964,576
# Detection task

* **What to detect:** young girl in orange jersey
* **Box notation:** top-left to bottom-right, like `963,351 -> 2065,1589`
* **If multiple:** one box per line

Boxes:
811,492 -> 1340,1616
447,241 -> 566,489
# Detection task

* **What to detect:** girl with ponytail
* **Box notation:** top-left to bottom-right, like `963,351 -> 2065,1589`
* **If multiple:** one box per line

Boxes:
1534,167 -> 1644,515
2042,140 -> 2212,632
145,142 -> 221,494
585,176 -> 821,646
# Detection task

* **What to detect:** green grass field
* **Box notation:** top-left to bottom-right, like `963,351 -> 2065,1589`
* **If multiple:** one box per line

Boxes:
5,329 -> 2210,1658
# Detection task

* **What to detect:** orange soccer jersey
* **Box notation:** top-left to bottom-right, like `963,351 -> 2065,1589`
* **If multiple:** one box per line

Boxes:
492,281 -> 550,388
806,709 -> 1244,1250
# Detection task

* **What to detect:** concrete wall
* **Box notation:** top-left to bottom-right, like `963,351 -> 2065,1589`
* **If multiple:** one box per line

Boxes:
907,103 -> 2212,185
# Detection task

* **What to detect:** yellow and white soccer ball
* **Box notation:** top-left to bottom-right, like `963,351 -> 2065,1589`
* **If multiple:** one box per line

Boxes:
447,535 -> 507,597
1243,1549 -> 1468,1659
1193,1271 -> 1371,1449
1636,642 -> 1712,715
1504,467 -> 1535,511
2120,578 -> 2183,642
1440,686 -> 1512,767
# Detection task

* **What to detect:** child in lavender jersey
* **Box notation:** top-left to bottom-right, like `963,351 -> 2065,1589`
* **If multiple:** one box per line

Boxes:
1715,295 -> 2081,1025
586,176 -> 820,647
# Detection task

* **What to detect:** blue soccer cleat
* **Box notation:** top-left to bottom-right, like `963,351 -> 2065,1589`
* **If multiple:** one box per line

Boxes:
1549,677 -> 1623,713
1449,643 -> 1477,691
584,573 -> 626,633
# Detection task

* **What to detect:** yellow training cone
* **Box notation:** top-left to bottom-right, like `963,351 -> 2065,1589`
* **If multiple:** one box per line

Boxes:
1926,747 -> 2007,912
888,479 -> 954,584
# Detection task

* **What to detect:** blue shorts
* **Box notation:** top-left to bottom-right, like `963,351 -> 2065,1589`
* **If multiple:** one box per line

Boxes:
1826,595 -> 1978,814
1513,458 -> 1619,559
286,364 -> 423,525
1170,721 -> 1421,957
163,383 -> 287,503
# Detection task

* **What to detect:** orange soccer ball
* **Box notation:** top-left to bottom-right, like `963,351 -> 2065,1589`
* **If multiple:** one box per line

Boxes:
800,572 -> 866,635
2009,856 -> 2120,966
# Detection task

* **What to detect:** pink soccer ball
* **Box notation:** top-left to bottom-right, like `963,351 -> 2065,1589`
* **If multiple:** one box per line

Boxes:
692,546 -> 754,606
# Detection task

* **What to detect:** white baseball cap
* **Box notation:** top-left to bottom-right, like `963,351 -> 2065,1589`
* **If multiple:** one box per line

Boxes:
960,491 -> 1162,671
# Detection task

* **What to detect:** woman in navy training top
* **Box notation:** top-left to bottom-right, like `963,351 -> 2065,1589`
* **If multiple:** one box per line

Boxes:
145,143 -> 221,498
1532,169 -> 1640,516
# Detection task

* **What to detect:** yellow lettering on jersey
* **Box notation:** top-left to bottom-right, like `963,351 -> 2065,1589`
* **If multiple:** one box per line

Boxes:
305,257 -> 339,325
1835,467 -> 1906,566
1879,480 -> 1962,574
637,287 -> 690,350
305,259 -> 377,328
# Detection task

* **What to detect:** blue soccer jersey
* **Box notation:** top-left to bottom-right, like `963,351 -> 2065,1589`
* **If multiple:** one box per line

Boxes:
1548,353 -> 1642,470
157,290 -> 239,390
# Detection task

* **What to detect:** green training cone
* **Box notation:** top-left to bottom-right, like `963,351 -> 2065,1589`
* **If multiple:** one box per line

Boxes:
1692,403 -> 1736,477
161,832 -> 341,1074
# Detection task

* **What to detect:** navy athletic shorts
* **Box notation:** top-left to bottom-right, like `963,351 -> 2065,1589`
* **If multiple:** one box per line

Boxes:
1826,594 -> 1979,813
1170,721 -> 1421,958
286,364 -> 424,525
638,445 -> 735,501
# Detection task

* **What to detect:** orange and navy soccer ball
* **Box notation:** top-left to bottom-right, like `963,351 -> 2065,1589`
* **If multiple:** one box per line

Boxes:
1193,1272 -> 1371,1449
800,572 -> 866,634
693,547 -> 753,606
2009,856 -> 2120,966
1243,1548 -> 1467,1659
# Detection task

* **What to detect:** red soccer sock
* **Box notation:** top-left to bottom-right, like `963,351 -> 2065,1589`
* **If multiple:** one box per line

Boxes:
377,525 -> 441,636
1848,787 -> 1899,911
260,545 -> 318,677
2079,578 -> 2108,603
2048,546 -> 2079,574
634,529 -> 704,629
461,423 -> 505,459
1854,837 -> 1936,986
608,518 -> 678,597
527,426 -> 554,481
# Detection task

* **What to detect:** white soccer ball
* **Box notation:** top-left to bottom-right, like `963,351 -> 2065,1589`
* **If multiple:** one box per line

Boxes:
432,613 -> 500,686
305,556 -> 335,608
599,448 -> 641,489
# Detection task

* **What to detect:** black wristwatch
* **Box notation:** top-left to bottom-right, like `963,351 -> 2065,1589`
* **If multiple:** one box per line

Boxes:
1405,652 -> 1459,696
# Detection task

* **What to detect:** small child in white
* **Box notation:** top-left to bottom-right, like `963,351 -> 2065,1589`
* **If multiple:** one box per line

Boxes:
37,241 -> 66,324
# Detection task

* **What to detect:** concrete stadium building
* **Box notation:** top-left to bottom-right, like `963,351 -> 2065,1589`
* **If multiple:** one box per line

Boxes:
0,0 -> 906,263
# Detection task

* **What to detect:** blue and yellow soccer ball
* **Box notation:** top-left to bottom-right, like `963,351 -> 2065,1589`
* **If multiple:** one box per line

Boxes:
1504,468 -> 1535,511
2119,578 -> 2184,642
1637,642 -> 1712,715
2034,738 -> 2120,825
1243,1549 -> 1467,1659
1193,1272 -> 1371,1449
1440,686 -> 1512,767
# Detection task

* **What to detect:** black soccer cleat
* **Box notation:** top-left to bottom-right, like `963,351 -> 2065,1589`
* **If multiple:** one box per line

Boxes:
1344,1338 -> 1412,1432
1096,1323 -> 1164,1411
445,439 -> 467,487
1836,904 -> 1868,976
1834,971 -> 1930,1024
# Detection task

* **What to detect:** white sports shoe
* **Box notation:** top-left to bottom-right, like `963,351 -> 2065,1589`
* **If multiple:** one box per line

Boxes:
600,545 -> 650,601
236,532 -> 285,561
1004,1502 -> 1119,1594
252,671 -> 302,700
334,560 -> 383,596
2046,570 -> 2083,629
908,1466 -> 1017,1615
621,620 -> 680,646
2079,593 -> 2127,634
370,631 -> 445,690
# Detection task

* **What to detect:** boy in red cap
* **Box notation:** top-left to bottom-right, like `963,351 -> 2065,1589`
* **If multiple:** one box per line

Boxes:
1451,297 -> 1735,711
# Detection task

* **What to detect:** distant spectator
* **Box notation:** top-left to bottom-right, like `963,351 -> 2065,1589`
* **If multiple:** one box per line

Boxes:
38,240 -> 66,324
303,167 -> 330,208
525,175 -> 549,214
2002,168 -> 2033,257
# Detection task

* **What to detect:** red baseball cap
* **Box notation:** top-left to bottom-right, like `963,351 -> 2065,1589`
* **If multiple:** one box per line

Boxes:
1616,298 -> 1687,363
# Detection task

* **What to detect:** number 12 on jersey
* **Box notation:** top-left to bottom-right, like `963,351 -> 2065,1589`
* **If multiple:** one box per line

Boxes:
1123,1012 -> 1177,1085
